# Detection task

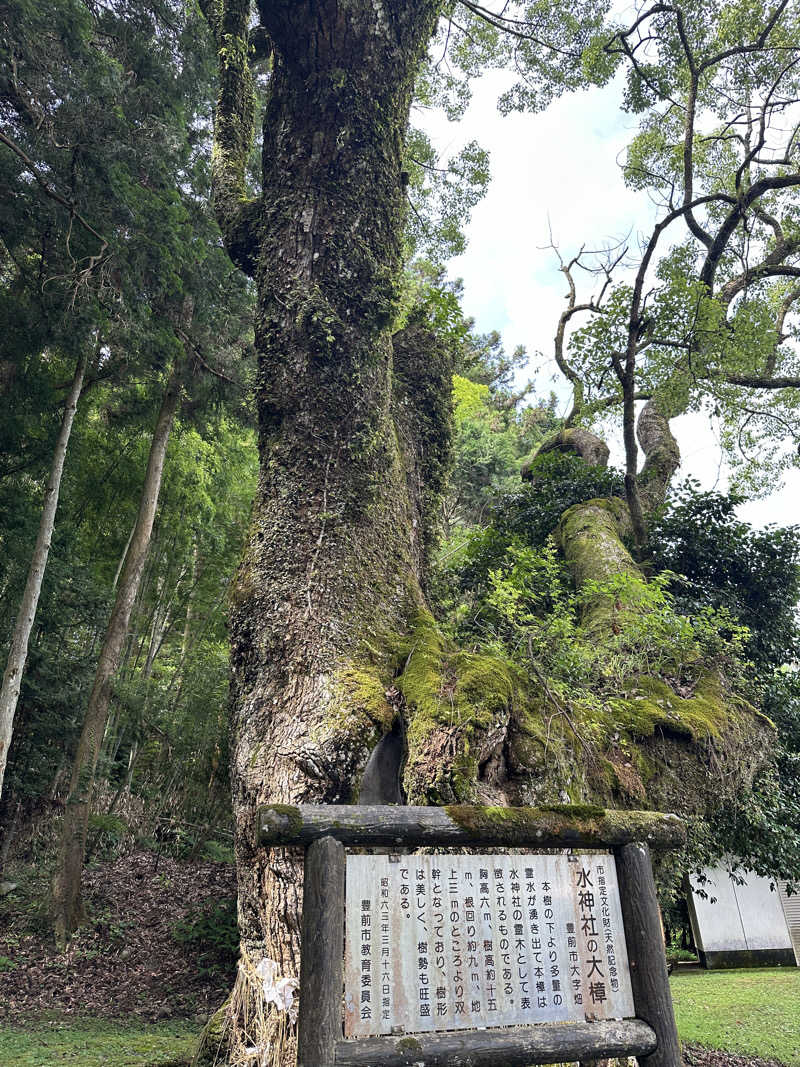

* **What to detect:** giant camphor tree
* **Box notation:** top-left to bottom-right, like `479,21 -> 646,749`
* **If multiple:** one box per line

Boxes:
195,1 -> 800,1063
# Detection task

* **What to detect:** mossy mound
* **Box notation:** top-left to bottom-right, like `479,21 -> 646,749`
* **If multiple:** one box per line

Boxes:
612,674 -> 731,740
191,1000 -> 228,1067
333,666 -> 395,731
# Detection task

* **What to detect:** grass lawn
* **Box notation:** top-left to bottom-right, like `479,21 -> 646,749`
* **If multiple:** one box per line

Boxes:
671,967 -> 800,1065
0,1016 -> 201,1066
2,970 -> 799,1066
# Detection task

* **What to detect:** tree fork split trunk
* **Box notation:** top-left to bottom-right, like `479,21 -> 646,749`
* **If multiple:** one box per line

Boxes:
636,400 -> 680,516
50,358 -> 183,945
556,400 -> 681,640
0,347 -> 88,802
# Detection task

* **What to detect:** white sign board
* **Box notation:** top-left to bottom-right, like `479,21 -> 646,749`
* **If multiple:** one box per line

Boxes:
344,852 -> 634,1038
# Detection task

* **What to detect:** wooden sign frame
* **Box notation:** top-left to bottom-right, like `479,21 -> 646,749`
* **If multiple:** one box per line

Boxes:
258,804 -> 684,1067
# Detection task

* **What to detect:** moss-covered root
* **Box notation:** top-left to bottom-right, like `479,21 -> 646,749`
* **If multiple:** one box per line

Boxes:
396,611 -> 517,804
558,497 -> 637,589
637,400 -> 680,515
615,673 -> 732,741
191,1000 -> 229,1067
522,427 -> 610,478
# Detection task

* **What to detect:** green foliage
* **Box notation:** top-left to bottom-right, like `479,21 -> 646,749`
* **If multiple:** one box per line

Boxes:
424,0 -> 613,117
1,408 -> 257,833
449,374 -> 528,522
442,452 -> 623,605
404,130 -> 490,261
482,540 -> 749,725
649,483 -> 800,675
0,0 -> 256,851
200,840 -> 235,865
531,2 -> 800,495
665,946 -> 697,963
397,263 -> 555,535
497,453 -> 624,546
706,669 -> 800,887
171,898 -> 239,978
86,815 -> 129,862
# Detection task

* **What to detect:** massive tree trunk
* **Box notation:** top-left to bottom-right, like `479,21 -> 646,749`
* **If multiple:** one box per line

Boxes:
50,357 -> 182,945
199,5 -> 763,1063
0,348 -> 88,802
195,4 -> 450,1064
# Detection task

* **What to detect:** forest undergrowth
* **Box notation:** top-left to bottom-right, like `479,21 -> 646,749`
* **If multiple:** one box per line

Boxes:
0,846 -> 236,1024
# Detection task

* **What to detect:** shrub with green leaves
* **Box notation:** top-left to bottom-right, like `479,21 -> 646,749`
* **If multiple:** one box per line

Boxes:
442,452 -> 625,611
484,538 -> 751,726
171,898 -> 239,978
86,814 -> 130,861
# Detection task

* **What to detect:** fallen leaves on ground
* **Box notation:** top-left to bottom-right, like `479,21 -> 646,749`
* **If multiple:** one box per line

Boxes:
0,849 -> 235,1023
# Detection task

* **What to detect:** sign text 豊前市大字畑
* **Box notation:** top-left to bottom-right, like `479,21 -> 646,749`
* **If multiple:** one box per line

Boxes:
343,852 -> 634,1039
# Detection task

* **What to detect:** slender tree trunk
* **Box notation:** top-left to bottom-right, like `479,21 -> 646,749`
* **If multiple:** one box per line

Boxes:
50,359 -> 182,945
111,521 -> 135,591
180,541 -> 200,665
0,348 -> 88,801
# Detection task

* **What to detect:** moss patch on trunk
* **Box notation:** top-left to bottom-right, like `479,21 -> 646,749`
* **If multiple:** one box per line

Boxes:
392,611 -> 517,803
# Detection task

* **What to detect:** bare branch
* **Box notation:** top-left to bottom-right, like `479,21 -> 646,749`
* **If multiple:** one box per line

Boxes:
722,374 -> 800,390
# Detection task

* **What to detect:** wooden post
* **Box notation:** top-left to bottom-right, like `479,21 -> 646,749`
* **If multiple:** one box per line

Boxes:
615,841 -> 682,1067
297,835 -> 345,1067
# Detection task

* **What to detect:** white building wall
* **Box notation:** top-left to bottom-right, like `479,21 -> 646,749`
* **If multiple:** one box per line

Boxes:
688,864 -> 795,962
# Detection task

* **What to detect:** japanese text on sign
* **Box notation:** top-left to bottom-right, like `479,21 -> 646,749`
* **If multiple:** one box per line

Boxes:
343,852 -> 634,1038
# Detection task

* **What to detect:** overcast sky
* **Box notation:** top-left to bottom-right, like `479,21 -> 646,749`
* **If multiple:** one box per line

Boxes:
417,69 -> 799,531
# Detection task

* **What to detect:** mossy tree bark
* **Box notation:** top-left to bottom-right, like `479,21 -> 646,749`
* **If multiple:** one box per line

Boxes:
511,407 -> 771,822
199,5 -> 763,1062
197,4 -> 451,1063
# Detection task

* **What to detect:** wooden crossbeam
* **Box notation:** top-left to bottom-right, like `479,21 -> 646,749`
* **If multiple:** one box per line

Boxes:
258,803 -> 685,850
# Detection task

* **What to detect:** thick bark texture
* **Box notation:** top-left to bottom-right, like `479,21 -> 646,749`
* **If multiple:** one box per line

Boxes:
50,359 -> 182,945
0,348 -> 87,802
199,5 -> 448,1064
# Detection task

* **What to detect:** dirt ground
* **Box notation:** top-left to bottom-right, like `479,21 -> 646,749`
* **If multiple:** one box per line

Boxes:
0,849 -> 236,1022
